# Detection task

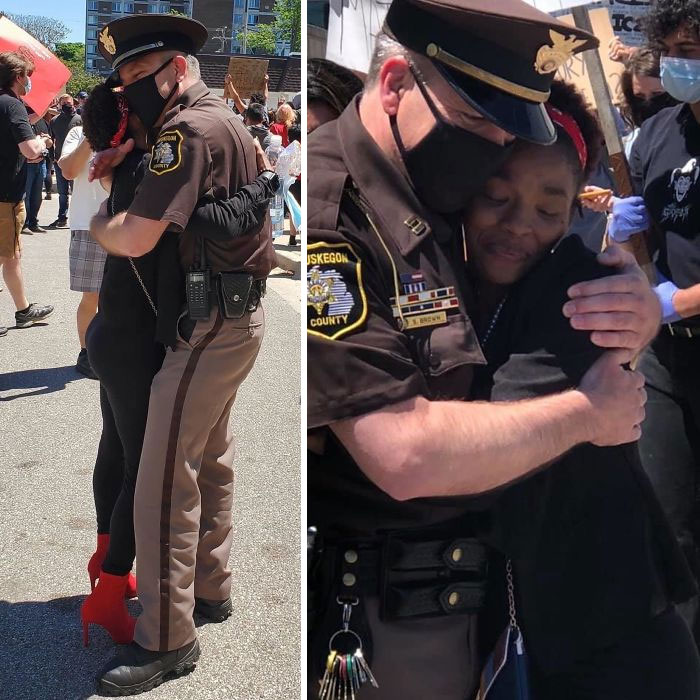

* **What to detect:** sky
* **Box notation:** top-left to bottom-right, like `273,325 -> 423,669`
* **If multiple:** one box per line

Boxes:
0,0 -> 86,42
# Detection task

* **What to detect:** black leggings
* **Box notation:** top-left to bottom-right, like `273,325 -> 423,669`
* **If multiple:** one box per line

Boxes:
531,607 -> 700,700
88,317 -> 164,575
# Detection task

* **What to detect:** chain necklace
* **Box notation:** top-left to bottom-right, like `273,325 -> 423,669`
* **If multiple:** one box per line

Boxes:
479,295 -> 507,347
109,177 -> 157,317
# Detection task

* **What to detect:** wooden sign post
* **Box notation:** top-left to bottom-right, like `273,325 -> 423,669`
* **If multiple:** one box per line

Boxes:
570,6 -> 656,284
223,57 -> 269,101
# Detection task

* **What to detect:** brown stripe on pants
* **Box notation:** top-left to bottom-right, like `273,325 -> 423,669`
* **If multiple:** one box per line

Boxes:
134,306 -> 265,651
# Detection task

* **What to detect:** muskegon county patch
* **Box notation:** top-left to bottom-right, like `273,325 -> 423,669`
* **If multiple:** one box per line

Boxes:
148,130 -> 183,175
307,242 -> 367,340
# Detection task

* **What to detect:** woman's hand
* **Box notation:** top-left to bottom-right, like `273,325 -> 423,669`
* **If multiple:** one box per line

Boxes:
88,138 -> 135,182
253,137 -> 273,174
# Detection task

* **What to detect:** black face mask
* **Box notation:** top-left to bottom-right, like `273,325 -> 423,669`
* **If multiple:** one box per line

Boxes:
390,67 -> 513,214
123,58 -> 178,130
61,103 -> 74,115
630,93 -> 678,127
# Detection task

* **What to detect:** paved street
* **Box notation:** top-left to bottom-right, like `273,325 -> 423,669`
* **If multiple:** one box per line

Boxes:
0,196 -> 301,699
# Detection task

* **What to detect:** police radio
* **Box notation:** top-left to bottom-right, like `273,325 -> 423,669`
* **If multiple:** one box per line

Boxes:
186,235 -> 211,320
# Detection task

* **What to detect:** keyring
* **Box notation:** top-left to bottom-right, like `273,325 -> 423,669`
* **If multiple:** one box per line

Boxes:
328,628 -> 363,653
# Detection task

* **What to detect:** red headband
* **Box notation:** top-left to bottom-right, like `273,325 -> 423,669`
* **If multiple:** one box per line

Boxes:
110,93 -> 130,148
545,104 -> 587,170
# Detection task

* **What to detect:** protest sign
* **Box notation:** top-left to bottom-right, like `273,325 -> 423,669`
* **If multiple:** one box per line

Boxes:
605,0 -> 650,47
224,57 -> 269,100
0,15 -> 71,117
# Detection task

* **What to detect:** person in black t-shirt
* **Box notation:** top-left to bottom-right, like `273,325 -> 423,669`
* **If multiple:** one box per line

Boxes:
48,94 -> 81,228
23,110 -> 52,232
0,51 -> 54,335
599,1 -> 700,642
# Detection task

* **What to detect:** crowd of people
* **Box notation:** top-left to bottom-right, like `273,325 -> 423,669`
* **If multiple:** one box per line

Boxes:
307,0 -> 700,698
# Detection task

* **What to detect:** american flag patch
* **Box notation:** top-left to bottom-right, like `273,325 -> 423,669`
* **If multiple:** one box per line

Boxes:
400,272 -> 426,294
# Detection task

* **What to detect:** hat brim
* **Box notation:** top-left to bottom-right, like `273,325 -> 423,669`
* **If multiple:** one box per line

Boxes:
435,63 -> 556,146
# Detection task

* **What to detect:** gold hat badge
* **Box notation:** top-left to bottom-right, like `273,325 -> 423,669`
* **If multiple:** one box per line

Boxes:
99,27 -> 116,56
534,30 -> 587,75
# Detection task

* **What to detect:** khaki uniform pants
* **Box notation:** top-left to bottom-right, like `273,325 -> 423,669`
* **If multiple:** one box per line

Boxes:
134,305 -> 264,651
0,201 -> 25,258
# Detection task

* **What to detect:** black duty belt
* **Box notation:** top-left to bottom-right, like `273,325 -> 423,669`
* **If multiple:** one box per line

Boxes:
665,322 -> 700,338
319,530 -> 488,621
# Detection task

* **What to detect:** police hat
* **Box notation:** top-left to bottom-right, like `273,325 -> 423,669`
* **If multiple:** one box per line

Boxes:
384,0 -> 598,144
98,14 -> 208,85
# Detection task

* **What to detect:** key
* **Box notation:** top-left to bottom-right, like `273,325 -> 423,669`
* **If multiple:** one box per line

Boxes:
319,650 -> 337,700
356,649 -> 379,689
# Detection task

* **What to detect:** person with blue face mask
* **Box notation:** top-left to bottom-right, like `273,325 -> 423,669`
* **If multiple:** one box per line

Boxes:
599,0 -> 700,645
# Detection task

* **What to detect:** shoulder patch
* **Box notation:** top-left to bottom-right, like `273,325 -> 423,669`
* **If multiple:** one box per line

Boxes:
307,242 -> 368,340
148,129 -> 183,175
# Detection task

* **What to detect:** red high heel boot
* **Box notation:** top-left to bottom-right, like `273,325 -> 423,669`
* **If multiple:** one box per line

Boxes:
88,534 -> 138,598
81,571 -> 136,646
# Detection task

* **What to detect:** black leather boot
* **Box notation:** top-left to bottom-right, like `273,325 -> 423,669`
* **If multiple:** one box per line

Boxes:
194,596 -> 233,622
98,638 -> 200,696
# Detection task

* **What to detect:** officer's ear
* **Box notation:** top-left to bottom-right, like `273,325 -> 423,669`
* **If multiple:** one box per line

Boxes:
378,56 -> 413,117
172,54 -> 188,83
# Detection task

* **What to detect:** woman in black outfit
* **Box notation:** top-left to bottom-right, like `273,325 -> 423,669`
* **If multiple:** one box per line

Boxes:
464,81 -> 700,698
78,84 -> 278,645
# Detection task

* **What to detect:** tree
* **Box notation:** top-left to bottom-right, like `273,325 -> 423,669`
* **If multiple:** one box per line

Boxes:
272,0 -> 300,53
2,12 -> 68,49
168,8 -> 187,17
237,23 -> 277,55
54,42 -> 103,96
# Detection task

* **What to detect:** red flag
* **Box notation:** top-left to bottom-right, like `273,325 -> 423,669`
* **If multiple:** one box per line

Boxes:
0,15 -> 72,117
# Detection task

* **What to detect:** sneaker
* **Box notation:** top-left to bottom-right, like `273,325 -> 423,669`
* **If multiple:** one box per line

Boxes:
20,225 -> 33,235
15,303 -> 54,328
0,326 -> 7,337
48,218 -> 68,229
76,348 -> 97,379
98,639 -> 200,696
44,192 -> 52,200
28,224 -> 46,233
193,596 -> 232,622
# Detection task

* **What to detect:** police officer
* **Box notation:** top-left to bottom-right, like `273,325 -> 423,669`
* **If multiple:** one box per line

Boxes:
89,14 -> 275,694
307,0 -> 663,697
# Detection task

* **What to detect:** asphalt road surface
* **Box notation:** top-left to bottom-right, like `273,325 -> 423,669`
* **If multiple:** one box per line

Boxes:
0,197 -> 301,699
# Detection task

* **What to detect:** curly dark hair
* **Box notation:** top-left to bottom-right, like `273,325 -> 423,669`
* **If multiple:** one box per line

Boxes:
643,0 -> 700,47
81,83 -> 123,152
546,79 -> 604,185
308,58 -> 364,117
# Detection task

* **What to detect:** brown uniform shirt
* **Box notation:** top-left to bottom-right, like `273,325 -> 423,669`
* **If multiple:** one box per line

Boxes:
307,97 -> 486,534
129,80 -> 276,279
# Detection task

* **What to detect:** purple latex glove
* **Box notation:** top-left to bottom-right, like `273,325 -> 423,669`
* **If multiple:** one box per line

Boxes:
608,196 -> 650,243
653,269 -> 682,323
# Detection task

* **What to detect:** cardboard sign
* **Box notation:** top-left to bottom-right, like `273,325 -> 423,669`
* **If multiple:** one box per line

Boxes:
554,8 -> 625,104
326,0 -> 392,75
224,57 -> 269,100
0,16 -> 71,117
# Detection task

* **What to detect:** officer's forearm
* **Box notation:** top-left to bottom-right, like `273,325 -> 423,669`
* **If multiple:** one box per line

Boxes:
672,283 -> 700,319
331,392 -> 595,500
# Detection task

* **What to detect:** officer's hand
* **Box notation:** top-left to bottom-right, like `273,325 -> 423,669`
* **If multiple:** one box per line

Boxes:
564,244 -> 661,353
579,350 -> 646,446
88,138 -> 135,182
253,138 -> 273,173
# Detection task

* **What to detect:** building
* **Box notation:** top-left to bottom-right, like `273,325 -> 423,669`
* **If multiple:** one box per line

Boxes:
85,0 -> 290,75
193,0 -> 280,55
85,1 -> 193,74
